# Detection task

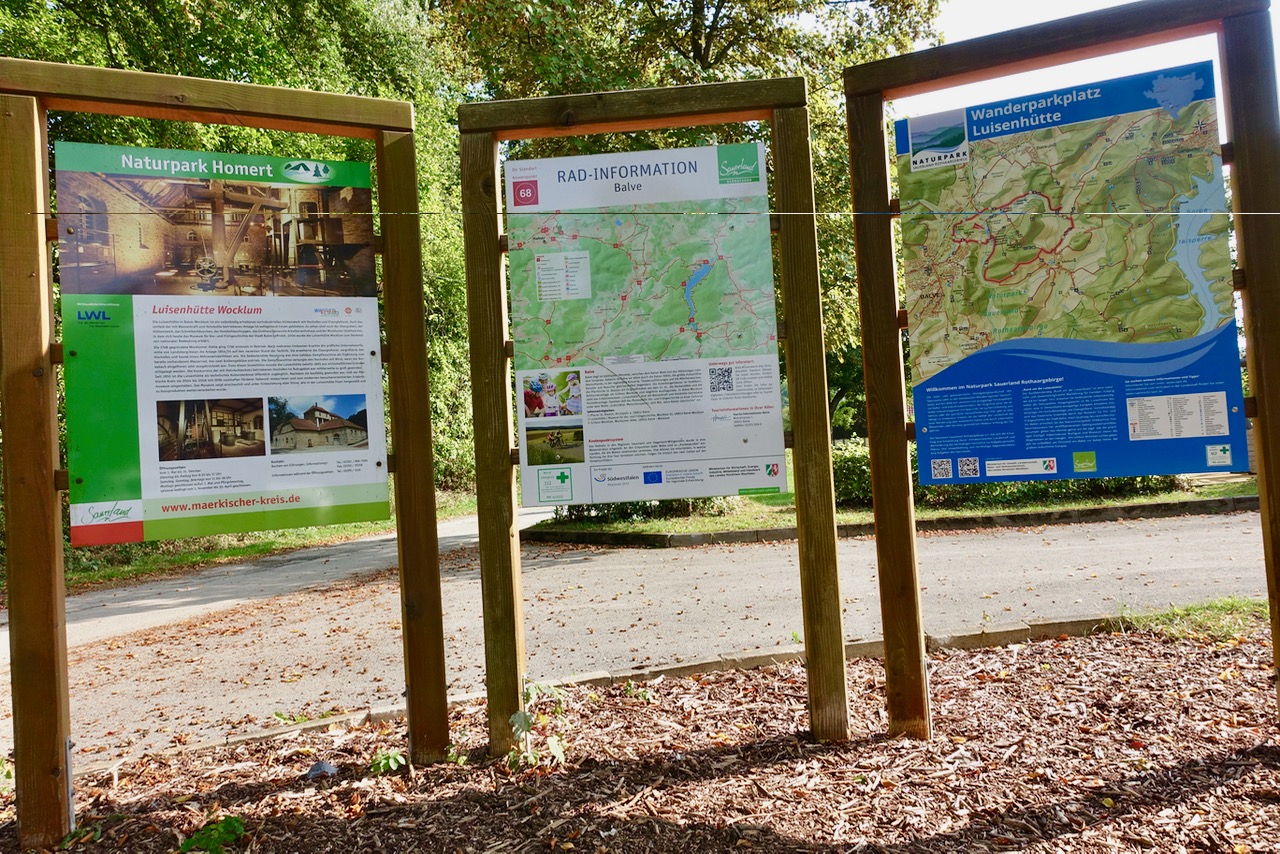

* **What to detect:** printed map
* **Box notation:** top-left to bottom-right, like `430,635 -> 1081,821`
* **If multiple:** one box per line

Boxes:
507,198 -> 777,371
900,69 -> 1232,383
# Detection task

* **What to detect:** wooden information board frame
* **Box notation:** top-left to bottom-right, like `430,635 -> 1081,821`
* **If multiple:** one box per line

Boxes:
0,58 -> 448,848
843,0 -> 1280,739
457,78 -> 849,753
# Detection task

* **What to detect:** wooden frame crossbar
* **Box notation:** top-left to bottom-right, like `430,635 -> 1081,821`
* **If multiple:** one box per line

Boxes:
0,57 -> 412,137
0,57 -> 444,849
843,0 -> 1280,738
458,77 -> 849,753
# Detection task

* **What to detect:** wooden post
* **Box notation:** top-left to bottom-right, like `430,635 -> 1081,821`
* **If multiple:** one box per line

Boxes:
846,92 -> 931,739
0,93 -> 74,848
772,105 -> 849,741
460,130 -> 525,754
1219,9 -> 1280,713
376,129 -> 450,762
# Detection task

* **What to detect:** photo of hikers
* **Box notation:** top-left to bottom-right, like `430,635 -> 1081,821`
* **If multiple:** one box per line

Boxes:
156,398 -> 266,461
524,422 -> 585,465
521,369 -> 583,418
268,395 -> 370,453
57,169 -> 376,297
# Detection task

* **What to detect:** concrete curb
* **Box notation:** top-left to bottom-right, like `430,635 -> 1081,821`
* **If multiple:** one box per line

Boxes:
73,613 -> 1127,776
519,495 -> 1259,548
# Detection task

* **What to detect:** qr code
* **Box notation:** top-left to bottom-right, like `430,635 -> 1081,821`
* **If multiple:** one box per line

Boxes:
958,457 -> 980,478
929,458 -> 953,479
709,366 -> 734,392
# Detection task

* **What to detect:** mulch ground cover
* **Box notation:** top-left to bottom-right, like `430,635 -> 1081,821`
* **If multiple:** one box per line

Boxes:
2,620 -> 1277,852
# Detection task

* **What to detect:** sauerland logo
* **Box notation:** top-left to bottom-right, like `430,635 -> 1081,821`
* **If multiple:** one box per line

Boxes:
717,143 -> 760,184
908,109 -> 969,172
282,160 -> 334,184
85,502 -> 134,524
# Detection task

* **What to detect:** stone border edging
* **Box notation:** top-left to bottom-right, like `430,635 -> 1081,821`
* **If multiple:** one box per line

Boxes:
518,495 -> 1259,548
73,613 -> 1123,777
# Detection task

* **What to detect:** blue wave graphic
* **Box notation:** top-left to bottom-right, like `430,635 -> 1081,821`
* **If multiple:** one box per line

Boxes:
920,323 -> 1237,388
914,321 -> 1247,484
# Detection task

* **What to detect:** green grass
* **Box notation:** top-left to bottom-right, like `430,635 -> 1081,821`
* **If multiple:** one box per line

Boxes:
1112,596 -> 1272,641
531,477 -> 1258,535
8,471 -> 1260,596
1183,479 -> 1259,500
36,490 -> 478,595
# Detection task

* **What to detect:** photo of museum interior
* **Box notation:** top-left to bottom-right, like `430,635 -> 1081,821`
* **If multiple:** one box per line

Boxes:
58,171 -> 376,297
156,398 -> 267,461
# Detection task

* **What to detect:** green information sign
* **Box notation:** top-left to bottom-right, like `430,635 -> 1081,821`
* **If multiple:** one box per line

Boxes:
58,142 -> 389,545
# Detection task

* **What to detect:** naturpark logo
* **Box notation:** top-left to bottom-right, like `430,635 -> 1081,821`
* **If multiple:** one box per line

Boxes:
282,160 -> 334,184
907,108 -> 969,173
717,144 -> 760,185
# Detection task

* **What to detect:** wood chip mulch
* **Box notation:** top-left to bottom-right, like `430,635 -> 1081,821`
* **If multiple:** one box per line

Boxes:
2,623 -> 1277,852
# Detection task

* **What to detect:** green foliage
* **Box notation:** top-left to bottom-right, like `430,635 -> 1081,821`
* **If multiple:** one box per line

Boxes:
507,681 -> 569,770
267,399 -> 294,437
0,0 -> 478,495
916,470 -> 1186,511
553,496 -> 738,524
370,746 -> 407,775
442,0 -> 940,345
831,438 -> 1185,510
179,816 -> 245,854
524,680 -> 566,716
0,0 -> 947,541
828,343 -> 868,439
831,440 -> 875,508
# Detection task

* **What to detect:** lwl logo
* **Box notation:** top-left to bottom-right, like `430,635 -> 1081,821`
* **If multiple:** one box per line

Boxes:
76,310 -> 110,321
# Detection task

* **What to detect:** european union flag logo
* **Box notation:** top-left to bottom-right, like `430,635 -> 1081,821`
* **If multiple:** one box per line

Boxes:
643,470 -> 663,484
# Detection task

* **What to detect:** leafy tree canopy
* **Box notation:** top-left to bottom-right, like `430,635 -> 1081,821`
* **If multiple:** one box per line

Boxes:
435,0 -> 938,431
0,0 -> 941,484
0,0 -> 447,156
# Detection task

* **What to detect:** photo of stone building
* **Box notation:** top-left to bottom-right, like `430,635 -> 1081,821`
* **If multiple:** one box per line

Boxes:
269,398 -> 369,453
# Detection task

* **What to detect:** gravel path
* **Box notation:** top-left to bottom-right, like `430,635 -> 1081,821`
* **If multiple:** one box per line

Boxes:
0,510 -> 1267,769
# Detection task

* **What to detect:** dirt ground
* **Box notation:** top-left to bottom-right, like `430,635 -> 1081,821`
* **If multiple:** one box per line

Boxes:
1,618 -> 1276,852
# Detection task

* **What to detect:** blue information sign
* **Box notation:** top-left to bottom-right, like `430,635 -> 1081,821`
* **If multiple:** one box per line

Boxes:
896,62 -> 1248,484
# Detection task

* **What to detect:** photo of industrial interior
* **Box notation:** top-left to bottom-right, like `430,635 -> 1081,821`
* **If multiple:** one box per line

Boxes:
58,171 -> 376,297
156,398 -> 267,461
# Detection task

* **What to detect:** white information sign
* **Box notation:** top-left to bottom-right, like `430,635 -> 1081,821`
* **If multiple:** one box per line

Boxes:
504,144 -> 787,505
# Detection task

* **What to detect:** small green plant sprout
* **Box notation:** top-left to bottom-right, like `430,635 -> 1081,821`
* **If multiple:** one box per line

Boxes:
621,679 -> 654,703
60,822 -> 105,849
507,681 -> 570,770
444,743 -> 469,766
370,746 -> 407,775
524,680 -> 566,715
180,815 -> 246,854
0,756 -> 13,793
272,710 -> 309,725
